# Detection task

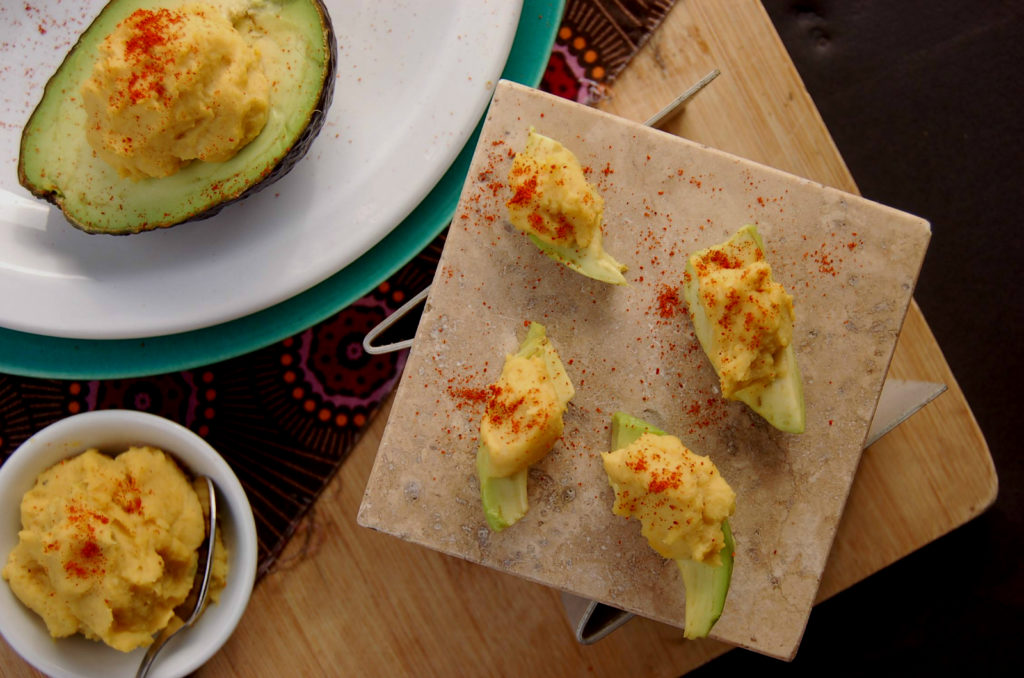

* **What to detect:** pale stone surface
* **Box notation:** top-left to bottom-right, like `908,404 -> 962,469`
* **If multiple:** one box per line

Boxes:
358,81 -> 930,660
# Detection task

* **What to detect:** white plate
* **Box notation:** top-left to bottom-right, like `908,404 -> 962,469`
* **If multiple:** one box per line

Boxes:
0,0 -> 522,340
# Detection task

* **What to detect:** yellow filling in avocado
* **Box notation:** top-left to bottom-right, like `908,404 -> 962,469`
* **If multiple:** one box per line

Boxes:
690,236 -> 795,398
480,351 -> 570,478
506,128 -> 603,249
81,3 -> 270,179
602,433 -> 735,565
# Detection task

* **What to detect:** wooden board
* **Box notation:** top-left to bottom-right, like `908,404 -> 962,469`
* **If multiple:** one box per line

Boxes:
357,80 -> 930,660
0,1 -> 996,676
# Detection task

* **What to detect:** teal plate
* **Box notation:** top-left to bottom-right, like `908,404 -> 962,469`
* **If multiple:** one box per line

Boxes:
0,0 -> 564,380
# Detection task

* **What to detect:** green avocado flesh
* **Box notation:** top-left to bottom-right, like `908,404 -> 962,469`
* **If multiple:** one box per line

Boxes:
528,234 -> 628,285
682,225 -> 806,433
18,0 -> 336,234
610,410 -> 666,449
609,411 -> 734,639
478,322 -> 572,531
477,457 -> 528,533
677,520 -> 734,640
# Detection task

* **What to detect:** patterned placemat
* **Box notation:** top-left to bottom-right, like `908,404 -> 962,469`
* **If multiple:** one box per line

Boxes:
546,0 -> 675,104
0,0 -> 676,580
0,244 -> 438,579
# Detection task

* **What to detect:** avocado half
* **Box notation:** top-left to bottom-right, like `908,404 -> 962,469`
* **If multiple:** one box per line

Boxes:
17,0 -> 337,235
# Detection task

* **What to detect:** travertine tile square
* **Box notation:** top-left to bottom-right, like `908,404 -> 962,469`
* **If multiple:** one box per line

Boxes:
359,81 -> 930,660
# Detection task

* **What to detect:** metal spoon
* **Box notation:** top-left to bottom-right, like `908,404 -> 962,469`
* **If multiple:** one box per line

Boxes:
136,476 -> 218,678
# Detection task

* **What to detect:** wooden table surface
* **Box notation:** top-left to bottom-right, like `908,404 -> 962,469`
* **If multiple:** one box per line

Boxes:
1,1 -> 996,676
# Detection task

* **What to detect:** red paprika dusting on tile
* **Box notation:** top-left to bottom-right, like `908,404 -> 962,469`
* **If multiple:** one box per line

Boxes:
656,284 -> 683,318
448,384 -> 500,412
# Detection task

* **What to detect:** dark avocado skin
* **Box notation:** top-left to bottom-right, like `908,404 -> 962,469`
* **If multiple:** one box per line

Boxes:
17,0 -> 338,235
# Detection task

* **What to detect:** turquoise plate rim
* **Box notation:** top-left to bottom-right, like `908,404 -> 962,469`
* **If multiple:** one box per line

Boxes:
0,0 -> 565,380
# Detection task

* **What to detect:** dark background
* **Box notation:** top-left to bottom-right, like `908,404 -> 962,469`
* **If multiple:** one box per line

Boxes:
690,2 -> 1022,675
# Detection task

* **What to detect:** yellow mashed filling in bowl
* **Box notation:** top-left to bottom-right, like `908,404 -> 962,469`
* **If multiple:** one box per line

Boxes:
2,447 -> 228,653
81,2 -> 270,179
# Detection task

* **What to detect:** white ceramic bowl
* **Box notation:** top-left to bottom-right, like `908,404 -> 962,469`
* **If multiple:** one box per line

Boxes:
0,410 -> 258,678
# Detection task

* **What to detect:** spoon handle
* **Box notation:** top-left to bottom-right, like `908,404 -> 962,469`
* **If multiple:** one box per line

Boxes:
136,476 -> 217,678
134,619 -> 179,678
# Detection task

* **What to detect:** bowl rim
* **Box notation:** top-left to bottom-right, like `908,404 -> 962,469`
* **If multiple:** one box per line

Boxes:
0,409 -> 258,678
